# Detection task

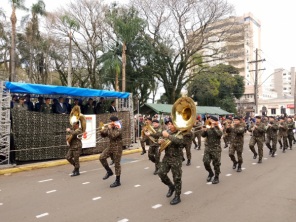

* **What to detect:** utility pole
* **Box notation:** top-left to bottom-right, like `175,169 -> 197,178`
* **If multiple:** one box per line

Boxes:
249,48 -> 265,114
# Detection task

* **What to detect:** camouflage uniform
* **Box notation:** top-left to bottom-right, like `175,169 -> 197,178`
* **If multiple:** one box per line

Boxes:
278,122 -> 288,151
158,131 -> 184,197
202,126 -> 223,177
222,120 -> 231,148
183,131 -> 193,162
140,123 -> 152,154
265,122 -> 279,156
41,103 -> 53,114
148,126 -> 163,173
99,127 -> 123,176
192,121 -> 203,149
248,122 -> 266,161
287,121 -> 294,149
226,123 -> 245,168
66,127 -> 83,169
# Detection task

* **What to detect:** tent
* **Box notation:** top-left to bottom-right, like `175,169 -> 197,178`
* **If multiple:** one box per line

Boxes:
5,82 -> 130,99
139,103 -> 232,115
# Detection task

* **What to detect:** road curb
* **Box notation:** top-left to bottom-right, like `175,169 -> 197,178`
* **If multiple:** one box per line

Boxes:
0,148 -> 142,176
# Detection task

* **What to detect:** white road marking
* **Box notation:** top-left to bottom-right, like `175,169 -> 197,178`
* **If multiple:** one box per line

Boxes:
46,190 -> 56,194
118,219 -> 129,222
226,174 -> 232,177
242,168 -> 246,170
252,163 -> 257,165
206,182 -> 212,185
36,213 -> 49,218
201,154 -> 204,156
134,185 -> 141,188
82,182 -> 90,185
196,166 -> 201,168
38,179 -> 53,183
263,158 -> 268,160
152,204 -> 162,209
92,197 -> 101,201
80,171 -> 87,174
0,203 -> 3,206
130,160 -> 140,163
144,167 -> 149,169
184,191 -> 193,195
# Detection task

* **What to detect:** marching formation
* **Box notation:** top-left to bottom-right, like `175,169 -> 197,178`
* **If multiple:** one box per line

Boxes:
64,98 -> 295,206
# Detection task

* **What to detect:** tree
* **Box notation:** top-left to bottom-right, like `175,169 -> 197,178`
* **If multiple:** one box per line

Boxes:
106,5 -> 146,92
61,14 -> 80,87
131,0 -> 235,103
188,64 -> 244,113
9,0 -> 28,82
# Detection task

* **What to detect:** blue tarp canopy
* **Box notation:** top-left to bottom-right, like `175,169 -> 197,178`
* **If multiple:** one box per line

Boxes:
5,82 -> 130,99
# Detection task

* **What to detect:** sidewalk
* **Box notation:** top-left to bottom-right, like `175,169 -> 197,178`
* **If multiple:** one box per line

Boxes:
0,142 -> 142,176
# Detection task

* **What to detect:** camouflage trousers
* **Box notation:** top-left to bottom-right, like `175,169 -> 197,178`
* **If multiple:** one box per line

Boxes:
99,147 -> 123,176
277,135 -> 288,149
288,133 -> 294,148
192,132 -> 201,147
223,134 -> 231,146
66,148 -> 81,169
265,136 -> 277,153
203,150 -> 221,176
140,137 -> 149,152
184,142 -> 191,160
229,142 -> 243,164
158,156 -> 183,196
148,146 -> 160,168
249,136 -> 264,160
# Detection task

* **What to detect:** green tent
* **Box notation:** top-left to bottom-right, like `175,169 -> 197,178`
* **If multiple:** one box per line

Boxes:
139,103 -> 232,116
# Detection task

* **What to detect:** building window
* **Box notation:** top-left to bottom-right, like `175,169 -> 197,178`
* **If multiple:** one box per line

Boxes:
271,109 -> 276,114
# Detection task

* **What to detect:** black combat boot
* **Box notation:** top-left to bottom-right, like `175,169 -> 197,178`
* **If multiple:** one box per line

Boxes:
212,175 -> 219,184
237,164 -> 242,172
141,150 -> 146,155
110,176 -> 121,188
271,151 -> 275,157
207,171 -> 214,182
258,159 -> 262,163
224,144 -> 228,149
103,167 -> 114,180
153,166 -> 159,175
290,146 -> 292,150
110,160 -> 114,165
197,145 -> 201,150
253,153 -> 258,159
186,159 -> 191,166
232,161 -> 237,169
166,185 -> 175,198
170,195 -> 181,205
71,168 -> 80,177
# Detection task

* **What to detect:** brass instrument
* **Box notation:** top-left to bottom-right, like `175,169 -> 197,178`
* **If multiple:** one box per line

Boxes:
204,119 -> 212,129
67,105 -> 86,145
159,97 -> 197,153
141,122 -> 157,143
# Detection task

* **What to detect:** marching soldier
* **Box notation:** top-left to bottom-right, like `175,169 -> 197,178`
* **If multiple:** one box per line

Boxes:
158,118 -> 185,205
202,116 -> 223,184
145,119 -> 163,175
99,116 -> 123,188
248,116 -> 266,163
140,117 -> 153,155
192,117 -> 203,150
183,131 -> 193,166
265,116 -> 279,157
286,116 -> 294,150
278,117 -> 288,152
226,116 -> 245,172
66,121 -> 83,177
222,117 -> 232,148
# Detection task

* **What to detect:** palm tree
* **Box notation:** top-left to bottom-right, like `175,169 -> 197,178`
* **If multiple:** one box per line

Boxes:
61,14 -> 80,87
9,0 -> 28,82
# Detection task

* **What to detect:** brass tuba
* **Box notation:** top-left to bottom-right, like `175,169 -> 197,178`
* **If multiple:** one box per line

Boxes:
141,122 -> 157,143
159,97 -> 197,153
66,105 -> 86,145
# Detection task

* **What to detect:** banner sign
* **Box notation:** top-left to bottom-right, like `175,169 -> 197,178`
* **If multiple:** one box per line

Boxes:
82,115 -> 96,148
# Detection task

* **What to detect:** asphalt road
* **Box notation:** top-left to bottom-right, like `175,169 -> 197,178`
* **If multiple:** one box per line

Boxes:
1,133 -> 296,222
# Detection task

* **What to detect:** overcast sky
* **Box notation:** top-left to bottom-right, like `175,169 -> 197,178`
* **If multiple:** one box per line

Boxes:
2,0 -> 295,78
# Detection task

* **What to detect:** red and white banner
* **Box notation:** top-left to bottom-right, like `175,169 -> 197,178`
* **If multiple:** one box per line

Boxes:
81,115 -> 96,148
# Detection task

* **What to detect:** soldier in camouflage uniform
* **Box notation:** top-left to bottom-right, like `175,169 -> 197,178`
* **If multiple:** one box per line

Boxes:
145,119 -> 163,175
222,117 -> 232,148
248,116 -> 266,163
265,116 -> 279,157
192,118 -> 203,150
183,131 -> 193,166
226,116 -> 245,172
277,117 -> 288,152
158,118 -> 185,205
202,116 -> 223,184
66,121 -> 83,177
99,116 -> 123,188
140,117 -> 153,155
287,116 -> 294,150
40,98 -> 53,114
